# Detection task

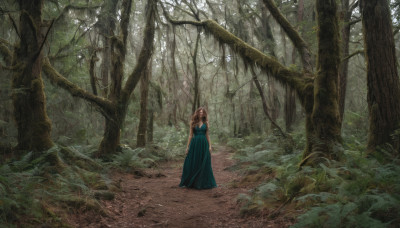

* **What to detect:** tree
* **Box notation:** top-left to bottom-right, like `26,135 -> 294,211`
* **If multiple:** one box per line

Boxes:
137,61 -> 151,147
10,0 -> 53,152
338,0 -> 359,122
360,0 -> 400,154
43,0 -> 156,158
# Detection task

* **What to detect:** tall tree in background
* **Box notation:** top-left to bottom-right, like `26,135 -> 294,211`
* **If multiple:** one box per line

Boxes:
191,31 -> 201,113
360,0 -> 400,154
11,0 -> 53,152
338,0 -> 359,122
284,0 -> 303,132
137,61 -> 151,147
96,0 -> 118,97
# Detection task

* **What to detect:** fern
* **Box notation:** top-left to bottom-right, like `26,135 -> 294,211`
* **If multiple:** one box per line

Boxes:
229,129 -> 400,227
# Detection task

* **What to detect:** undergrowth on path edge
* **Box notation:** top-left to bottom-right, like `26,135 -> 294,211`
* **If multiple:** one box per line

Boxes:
227,131 -> 400,228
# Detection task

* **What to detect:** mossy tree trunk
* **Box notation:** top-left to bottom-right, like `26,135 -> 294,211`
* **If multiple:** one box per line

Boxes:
98,112 -> 121,156
360,0 -> 400,154
137,61 -> 151,147
12,0 -> 53,152
307,0 -> 343,162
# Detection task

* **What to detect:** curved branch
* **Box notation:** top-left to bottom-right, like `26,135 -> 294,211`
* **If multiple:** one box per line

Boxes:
42,58 -> 114,112
162,5 -> 313,100
252,73 -> 287,138
121,0 -> 156,105
342,49 -> 364,62
205,20 -> 308,94
161,2 -> 203,26
54,4 -> 102,23
262,0 -> 313,72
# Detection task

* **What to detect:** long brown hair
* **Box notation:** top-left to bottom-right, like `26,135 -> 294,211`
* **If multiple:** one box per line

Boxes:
190,107 -> 208,129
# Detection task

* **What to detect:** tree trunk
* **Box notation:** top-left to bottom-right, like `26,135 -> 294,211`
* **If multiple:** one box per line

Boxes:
338,0 -> 351,122
12,0 -> 53,152
98,0 -> 118,98
284,0 -> 302,132
307,0 -> 343,162
98,113 -> 121,158
360,0 -> 400,154
147,109 -> 154,143
284,85 -> 296,132
192,31 -> 201,113
89,51 -> 99,95
253,74 -> 286,137
137,61 -> 151,147
268,78 -> 280,125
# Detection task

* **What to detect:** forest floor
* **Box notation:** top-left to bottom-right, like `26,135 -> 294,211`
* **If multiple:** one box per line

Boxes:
67,145 -> 295,228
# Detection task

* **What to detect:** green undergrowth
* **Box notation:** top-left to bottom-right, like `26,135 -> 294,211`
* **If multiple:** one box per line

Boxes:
0,145 -> 113,227
229,130 -> 400,227
0,125 -> 187,227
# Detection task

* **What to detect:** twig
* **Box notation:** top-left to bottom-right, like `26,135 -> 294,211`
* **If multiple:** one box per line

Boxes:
32,19 -> 54,63
8,13 -> 20,38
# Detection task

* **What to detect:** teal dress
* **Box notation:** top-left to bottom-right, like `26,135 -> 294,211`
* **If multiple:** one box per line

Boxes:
179,123 -> 217,189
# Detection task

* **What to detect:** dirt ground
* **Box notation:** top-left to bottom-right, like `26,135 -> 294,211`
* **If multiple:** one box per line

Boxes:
69,146 -> 294,228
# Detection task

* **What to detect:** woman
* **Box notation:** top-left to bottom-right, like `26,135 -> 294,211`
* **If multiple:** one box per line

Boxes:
179,107 -> 217,189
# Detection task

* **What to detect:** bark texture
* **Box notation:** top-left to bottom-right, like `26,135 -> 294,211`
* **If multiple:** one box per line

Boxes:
137,62 -> 151,147
12,0 -> 53,151
360,0 -> 400,154
308,0 -> 343,162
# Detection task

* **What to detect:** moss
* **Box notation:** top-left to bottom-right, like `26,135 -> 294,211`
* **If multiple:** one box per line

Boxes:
203,19 -> 307,96
42,149 -> 67,173
93,190 -> 115,201
59,196 -> 106,215
59,147 -> 101,170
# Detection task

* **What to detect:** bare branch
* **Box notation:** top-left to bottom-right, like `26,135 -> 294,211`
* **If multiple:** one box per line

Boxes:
32,19 -> 54,63
348,18 -> 361,26
8,14 -> 20,38
342,49 -> 364,61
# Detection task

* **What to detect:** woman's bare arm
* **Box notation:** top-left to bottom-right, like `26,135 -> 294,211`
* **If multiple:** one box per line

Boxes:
206,122 -> 212,152
185,126 -> 193,154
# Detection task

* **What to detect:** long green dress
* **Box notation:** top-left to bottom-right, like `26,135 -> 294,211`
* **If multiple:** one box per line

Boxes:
179,123 -> 217,189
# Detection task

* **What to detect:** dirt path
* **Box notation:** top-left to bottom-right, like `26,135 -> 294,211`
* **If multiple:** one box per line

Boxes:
70,146 -> 290,227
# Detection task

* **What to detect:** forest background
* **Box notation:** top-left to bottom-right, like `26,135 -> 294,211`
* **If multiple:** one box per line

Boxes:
1,0 -> 400,227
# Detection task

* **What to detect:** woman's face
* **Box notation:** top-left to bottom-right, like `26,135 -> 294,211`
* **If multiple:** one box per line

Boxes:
199,109 -> 204,118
